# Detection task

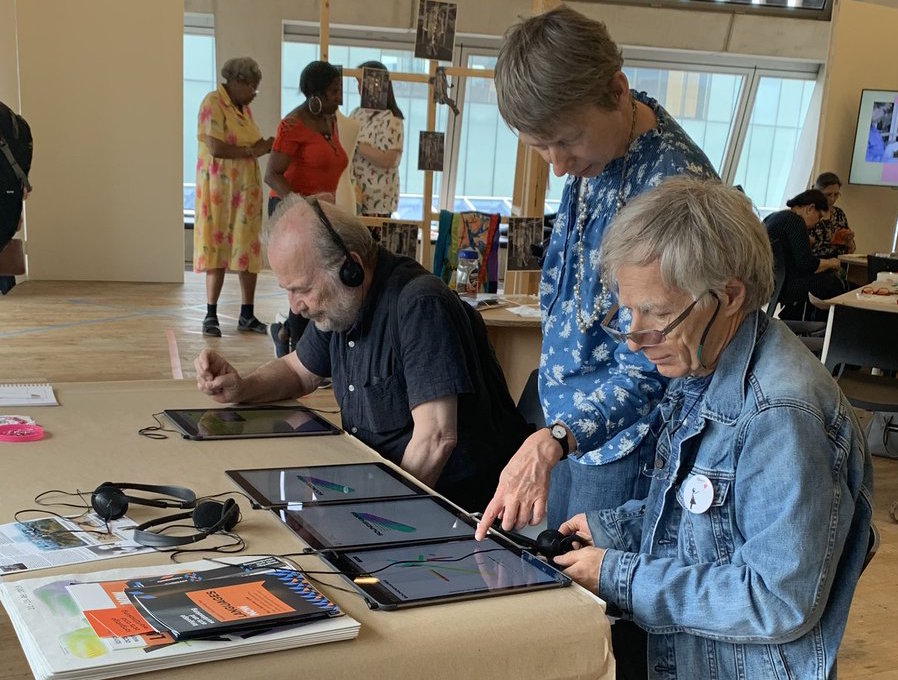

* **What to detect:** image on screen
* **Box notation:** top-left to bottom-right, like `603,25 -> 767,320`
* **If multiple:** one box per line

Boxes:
849,89 -> 898,187
335,537 -> 567,604
283,496 -> 475,549
227,463 -> 423,507
164,406 -> 339,439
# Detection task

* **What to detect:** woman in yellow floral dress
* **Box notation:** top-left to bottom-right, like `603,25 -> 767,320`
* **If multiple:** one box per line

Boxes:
194,57 -> 273,337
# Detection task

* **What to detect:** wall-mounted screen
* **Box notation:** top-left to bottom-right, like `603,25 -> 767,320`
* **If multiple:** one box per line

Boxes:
849,89 -> 898,187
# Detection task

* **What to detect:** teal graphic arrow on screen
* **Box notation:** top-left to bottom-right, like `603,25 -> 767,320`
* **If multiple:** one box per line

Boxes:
296,475 -> 354,494
351,512 -> 416,534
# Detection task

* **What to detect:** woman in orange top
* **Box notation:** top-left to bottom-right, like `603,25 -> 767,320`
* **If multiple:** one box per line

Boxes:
266,61 -> 347,213
266,61 -> 348,356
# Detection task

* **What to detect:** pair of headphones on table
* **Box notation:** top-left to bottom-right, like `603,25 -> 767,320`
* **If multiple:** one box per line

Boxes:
309,197 -> 364,288
90,482 -> 240,548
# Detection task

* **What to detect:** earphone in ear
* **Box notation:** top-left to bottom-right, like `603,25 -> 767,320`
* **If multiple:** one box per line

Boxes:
309,197 -> 365,288
90,482 -> 197,522
131,498 -> 240,548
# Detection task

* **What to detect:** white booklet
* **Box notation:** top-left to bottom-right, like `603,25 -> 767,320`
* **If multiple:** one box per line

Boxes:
0,556 -> 360,680
0,383 -> 57,407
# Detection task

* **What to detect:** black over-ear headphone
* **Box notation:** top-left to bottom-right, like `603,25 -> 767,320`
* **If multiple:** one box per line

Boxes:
310,197 -> 365,288
91,482 -> 197,522
131,498 -> 241,548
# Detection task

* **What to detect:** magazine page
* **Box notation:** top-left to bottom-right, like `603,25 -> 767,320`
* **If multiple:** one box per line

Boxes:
0,556 -> 360,680
0,513 -> 151,575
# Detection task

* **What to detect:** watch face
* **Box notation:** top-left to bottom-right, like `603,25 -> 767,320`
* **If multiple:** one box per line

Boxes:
551,425 -> 565,440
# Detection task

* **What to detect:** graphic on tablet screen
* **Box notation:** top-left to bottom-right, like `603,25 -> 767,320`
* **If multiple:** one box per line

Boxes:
296,475 -> 354,496
351,512 -> 416,536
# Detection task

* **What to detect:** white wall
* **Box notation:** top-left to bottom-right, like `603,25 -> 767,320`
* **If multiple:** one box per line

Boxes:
13,0 -> 184,282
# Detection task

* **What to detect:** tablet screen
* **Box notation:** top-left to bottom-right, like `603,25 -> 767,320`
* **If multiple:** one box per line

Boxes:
164,406 -> 341,440
282,496 -> 475,550
227,463 -> 424,507
324,537 -> 570,609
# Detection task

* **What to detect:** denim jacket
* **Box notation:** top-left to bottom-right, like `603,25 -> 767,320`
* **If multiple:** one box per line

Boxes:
589,312 -> 873,679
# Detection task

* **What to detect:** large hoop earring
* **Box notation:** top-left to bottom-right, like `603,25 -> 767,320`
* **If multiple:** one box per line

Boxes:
308,95 -> 323,116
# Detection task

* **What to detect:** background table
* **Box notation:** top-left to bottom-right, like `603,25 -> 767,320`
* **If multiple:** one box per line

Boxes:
839,253 -> 869,286
0,380 -> 613,680
480,297 -> 541,402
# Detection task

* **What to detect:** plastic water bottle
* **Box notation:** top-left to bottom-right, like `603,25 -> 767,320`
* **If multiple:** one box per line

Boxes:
456,248 -> 480,299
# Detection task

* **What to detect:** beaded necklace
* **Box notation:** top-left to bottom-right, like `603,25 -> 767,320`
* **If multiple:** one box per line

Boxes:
573,97 -> 639,334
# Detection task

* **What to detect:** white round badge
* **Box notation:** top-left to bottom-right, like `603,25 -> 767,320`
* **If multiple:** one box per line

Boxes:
682,474 -> 714,514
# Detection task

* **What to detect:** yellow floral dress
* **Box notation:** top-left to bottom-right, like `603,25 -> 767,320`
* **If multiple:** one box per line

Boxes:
194,85 -> 264,273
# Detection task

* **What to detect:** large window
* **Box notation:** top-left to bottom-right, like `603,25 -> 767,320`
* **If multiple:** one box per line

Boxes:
732,75 -> 816,214
278,30 -> 819,227
183,30 -> 216,219
282,40 -> 445,220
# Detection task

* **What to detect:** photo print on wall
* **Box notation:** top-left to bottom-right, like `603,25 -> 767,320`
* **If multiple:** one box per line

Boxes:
418,131 -> 445,172
506,217 -> 544,272
371,222 -> 419,260
360,67 -> 390,110
414,0 -> 457,62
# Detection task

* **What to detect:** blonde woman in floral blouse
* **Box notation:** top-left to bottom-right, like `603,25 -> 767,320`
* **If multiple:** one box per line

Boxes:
349,61 -> 405,217
194,57 -> 273,337
808,172 -> 856,258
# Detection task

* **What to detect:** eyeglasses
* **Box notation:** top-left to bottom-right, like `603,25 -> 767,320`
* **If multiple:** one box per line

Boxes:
600,292 -> 710,347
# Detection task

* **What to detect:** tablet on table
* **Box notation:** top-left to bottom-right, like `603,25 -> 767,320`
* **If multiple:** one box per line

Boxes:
164,405 -> 341,440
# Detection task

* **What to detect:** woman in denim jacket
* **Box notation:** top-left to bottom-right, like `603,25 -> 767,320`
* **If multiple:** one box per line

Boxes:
555,177 -> 874,679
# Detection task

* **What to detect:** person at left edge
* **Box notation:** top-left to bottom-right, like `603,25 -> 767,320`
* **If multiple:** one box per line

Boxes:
194,57 -> 274,338
194,196 -> 531,513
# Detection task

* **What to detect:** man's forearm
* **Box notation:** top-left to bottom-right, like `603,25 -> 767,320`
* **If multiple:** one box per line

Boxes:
236,356 -> 315,403
401,430 -> 457,488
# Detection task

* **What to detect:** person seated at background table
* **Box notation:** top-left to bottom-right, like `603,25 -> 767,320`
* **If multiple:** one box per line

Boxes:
809,171 -> 856,258
553,177 -> 873,679
266,60 -> 348,359
194,196 -> 531,512
764,189 -> 846,320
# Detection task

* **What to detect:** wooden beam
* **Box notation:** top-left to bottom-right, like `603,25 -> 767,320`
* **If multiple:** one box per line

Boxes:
320,0 -> 330,62
420,59 -> 439,272
504,0 -> 561,294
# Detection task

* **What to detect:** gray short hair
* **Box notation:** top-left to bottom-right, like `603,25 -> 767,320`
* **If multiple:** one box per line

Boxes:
221,57 -> 262,85
600,178 -> 774,312
267,195 -> 378,273
495,6 -> 623,136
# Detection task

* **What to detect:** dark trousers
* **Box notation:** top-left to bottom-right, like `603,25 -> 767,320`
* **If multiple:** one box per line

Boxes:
1,189 -> 23,294
1,189 -> 23,251
612,620 -> 648,680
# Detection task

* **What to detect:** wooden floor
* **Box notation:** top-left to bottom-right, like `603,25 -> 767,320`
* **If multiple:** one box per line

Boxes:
1,272 -> 897,678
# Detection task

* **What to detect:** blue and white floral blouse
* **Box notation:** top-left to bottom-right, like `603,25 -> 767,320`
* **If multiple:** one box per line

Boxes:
540,90 -> 719,466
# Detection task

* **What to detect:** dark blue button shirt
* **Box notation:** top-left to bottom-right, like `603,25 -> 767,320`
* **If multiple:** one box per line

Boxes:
298,248 -> 528,505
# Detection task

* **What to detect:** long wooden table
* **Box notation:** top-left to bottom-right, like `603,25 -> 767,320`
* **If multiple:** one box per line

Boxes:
0,380 -> 614,680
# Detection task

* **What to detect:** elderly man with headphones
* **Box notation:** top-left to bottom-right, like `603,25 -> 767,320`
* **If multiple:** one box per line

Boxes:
194,195 -> 530,513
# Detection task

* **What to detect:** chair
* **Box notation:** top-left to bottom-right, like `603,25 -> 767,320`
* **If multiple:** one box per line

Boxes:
822,304 -> 898,412
768,239 -> 827,354
516,368 -> 545,430
862,522 -> 880,574
866,254 -> 898,283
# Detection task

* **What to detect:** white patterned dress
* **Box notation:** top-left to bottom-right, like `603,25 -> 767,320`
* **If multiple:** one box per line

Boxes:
349,108 -> 404,216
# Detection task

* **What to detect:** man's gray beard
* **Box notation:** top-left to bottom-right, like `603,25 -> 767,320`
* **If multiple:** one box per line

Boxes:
311,280 -> 360,333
